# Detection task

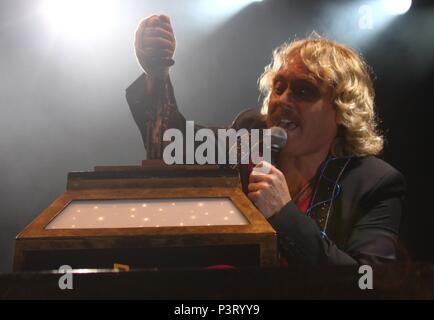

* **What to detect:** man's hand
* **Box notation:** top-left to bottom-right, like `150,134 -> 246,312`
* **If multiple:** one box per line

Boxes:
134,14 -> 176,79
248,161 -> 292,219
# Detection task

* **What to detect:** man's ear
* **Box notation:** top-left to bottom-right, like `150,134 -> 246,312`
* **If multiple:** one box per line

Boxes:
333,103 -> 343,125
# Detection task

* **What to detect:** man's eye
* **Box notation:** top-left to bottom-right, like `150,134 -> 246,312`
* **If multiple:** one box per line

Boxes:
291,80 -> 321,102
273,81 -> 286,95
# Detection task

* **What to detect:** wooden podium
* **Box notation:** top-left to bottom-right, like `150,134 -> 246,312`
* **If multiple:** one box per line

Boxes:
14,161 -> 277,271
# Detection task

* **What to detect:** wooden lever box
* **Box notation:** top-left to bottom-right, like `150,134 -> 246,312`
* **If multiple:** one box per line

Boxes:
14,161 -> 277,271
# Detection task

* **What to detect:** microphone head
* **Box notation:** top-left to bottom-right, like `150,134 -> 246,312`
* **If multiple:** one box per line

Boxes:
270,126 -> 288,150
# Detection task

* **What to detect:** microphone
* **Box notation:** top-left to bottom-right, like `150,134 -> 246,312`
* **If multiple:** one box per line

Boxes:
234,126 -> 287,166
228,125 -> 287,194
269,126 -> 287,166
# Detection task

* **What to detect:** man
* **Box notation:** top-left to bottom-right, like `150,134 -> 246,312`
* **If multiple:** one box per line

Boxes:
126,15 -> 405,265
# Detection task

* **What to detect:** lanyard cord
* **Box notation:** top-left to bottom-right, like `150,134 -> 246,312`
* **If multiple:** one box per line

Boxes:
306,156 -> 353,239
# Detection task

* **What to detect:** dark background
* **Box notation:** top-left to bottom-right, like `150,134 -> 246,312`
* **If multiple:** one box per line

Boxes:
0,0 -> 433,273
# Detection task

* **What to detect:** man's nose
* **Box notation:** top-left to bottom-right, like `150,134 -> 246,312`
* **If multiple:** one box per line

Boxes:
278,87 -> 295,107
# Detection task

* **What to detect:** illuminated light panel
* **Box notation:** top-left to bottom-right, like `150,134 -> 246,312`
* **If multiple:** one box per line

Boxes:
45,198 -> 248,229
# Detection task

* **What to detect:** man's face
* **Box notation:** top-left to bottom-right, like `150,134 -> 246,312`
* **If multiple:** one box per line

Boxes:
266,54 -> 339,158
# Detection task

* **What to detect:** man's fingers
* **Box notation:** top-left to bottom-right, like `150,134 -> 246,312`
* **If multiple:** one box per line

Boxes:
158,15 -> 174,32
135,19 -> 150,51
135,15 -> 174,49
158,15 -> 173,26
248,182 -> 269,192
252,161 -> 275,175
147,15 -> 162,27
249,171 -> 273,184
136,19 -> 147,33
146,15 -> 173,33
142,37 -> 175,51
138,48 -> 174,60
144,27 -> 175,43
158,14 -> 171,25
251,160 -> 283,178
248,191 -> 261,202
158,21 -> 174,33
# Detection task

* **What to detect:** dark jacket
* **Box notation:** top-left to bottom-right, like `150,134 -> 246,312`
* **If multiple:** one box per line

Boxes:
126,74 -> 406,266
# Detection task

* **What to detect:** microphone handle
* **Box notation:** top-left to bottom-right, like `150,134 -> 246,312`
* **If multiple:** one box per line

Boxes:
271,146 -> 281,166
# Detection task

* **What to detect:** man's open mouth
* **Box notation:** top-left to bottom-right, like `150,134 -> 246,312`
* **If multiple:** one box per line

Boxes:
279,119 -> 299,131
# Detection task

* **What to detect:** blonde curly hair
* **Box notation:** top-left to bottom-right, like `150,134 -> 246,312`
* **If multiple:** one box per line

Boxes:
258,37 -> 384,157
